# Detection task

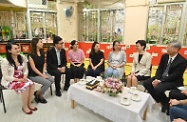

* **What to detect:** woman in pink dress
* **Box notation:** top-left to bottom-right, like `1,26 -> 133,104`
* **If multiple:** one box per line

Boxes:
1,42 -> 36,115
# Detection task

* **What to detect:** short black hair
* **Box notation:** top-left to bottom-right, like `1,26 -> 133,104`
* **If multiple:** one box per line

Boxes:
70,40 -> 77,49
136,40 -> 146,50
53,36 -> 62,46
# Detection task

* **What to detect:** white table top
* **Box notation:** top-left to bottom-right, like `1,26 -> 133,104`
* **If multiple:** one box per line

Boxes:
68,83 -> 155,122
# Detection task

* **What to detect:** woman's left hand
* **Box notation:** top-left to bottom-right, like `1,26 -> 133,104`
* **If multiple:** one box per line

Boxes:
92,67 -> 97,70
23,76 -> 28,82
76,64 -> 82,67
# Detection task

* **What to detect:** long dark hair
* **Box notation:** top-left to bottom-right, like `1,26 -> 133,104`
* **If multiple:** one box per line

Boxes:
113,40 -> 120,51
6,42 -> 23,69
90,41 -> 99,55
31,38 -> 42,56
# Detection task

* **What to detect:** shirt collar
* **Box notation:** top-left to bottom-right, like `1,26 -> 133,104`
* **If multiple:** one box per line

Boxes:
169,53 -> 178,62
55,47 -> 61,53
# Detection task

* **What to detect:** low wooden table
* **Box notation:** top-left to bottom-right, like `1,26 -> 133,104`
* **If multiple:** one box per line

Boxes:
68,84 -> 155,122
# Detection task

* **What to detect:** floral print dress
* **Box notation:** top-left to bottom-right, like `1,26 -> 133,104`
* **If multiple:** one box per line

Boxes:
7,66 -> 34,94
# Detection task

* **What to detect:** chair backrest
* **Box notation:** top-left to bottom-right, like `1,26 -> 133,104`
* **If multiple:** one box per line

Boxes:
0,66 -> 6,89
0,66 -> 2,82
150,65 -> 152,76
0,60 -> 2,82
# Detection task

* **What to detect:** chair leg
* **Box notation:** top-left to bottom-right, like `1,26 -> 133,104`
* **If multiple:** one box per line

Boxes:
144,89 -> 147,92
50,85 -> 52,96
0,90 -> 6,113
0,90 -> 2,103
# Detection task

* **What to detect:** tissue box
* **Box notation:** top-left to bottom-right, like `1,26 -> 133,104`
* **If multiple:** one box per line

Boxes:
86,80 -> 100,90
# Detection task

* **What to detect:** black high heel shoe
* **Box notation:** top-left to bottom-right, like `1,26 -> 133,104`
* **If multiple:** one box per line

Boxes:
34,91 -> 39,103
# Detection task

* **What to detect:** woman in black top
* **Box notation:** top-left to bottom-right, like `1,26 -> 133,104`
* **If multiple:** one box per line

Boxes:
86,41 -> 104,77
28,38 -> 54,103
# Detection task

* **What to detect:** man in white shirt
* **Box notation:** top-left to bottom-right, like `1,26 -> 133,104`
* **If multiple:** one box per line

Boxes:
47,36 -> 71,97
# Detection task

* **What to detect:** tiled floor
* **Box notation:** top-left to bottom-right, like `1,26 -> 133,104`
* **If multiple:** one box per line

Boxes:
0,83 -> 170,122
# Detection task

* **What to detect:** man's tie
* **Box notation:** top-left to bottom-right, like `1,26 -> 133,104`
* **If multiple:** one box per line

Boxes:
162,58 -> 172,78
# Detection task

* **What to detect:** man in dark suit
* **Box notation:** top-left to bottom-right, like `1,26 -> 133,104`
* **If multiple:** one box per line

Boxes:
47,36 -> 71,97
143,41 -> 187,115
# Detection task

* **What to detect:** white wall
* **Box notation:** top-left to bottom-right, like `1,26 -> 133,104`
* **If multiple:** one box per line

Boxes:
8,0 -> 26,7
124,0 -> 149,45
57,2 -> 78,42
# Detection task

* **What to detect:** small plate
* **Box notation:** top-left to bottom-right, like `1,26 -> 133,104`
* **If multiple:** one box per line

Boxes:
131,96 -> 141,102
120,97 -> 131,106
177,86 -> 186,91
80,79 -> 86,82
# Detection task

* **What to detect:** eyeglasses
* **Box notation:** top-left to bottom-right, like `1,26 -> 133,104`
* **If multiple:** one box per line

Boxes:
166,46 -> 173,50
59,42 -> 64,45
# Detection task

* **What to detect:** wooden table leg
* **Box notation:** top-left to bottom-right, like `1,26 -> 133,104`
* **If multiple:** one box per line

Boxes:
143,107 -> 148,120
71,99 -> 75,109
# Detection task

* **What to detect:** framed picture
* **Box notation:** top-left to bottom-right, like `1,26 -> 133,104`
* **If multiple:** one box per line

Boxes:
20,44 -> 31,53
0,44 -> 6,53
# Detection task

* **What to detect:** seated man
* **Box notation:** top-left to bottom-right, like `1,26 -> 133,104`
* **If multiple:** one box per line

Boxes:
143,41 -> 187,115
47,36 -> 71,97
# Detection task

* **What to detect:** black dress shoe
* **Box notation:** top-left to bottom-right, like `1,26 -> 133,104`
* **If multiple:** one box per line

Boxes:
38,97 -> 47,104
64,86 -> 69,91
161,102 -> 166,113
166,103 -> 170,115
56,91 -> 62,97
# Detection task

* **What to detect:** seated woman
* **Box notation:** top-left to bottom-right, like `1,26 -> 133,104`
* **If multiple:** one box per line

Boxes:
28,38 -> 54,104
68,40 -> 85,83
127,40 -> 152,87
86,41 -> 104,77
169,98 -> 187,122
105,40 -> 126,79
1,42 -> 36,115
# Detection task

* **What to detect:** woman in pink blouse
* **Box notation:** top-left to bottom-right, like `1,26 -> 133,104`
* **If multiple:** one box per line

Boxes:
68,40 -> 85,83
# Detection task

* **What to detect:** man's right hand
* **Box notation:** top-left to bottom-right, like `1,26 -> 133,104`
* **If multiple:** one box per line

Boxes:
152,79 -> 160,87
58,67 -> 65,73
61,67 -> 66,72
